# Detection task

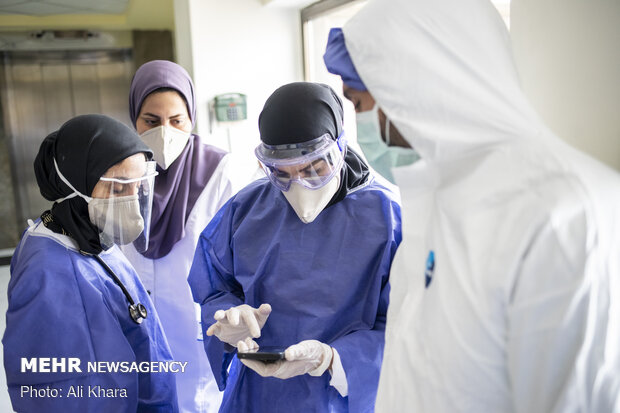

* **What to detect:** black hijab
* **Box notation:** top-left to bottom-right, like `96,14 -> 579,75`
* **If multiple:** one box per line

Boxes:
34,114 -> 153,254
258,82 -> 369,207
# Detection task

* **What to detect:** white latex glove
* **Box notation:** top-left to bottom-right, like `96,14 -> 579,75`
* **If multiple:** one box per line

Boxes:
237,338 -> 333,379
206,303 -> 272,347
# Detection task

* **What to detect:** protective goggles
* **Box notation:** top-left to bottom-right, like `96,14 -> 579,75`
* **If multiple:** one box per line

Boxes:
255,133 -> 346,191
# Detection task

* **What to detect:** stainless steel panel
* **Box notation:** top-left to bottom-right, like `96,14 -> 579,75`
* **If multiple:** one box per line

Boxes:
6,60 -> 49,218
0,49 -> 134,227
97,59 -> 133,126
0,57 -> 19,249
70,62 -> 100,116
40,62 -> 73,131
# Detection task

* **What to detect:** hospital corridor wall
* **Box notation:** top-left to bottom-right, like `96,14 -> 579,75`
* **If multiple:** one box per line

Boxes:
511,0 -> 620,171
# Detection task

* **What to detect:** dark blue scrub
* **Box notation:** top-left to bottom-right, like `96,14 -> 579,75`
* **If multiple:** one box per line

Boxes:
189,177 -> 401,413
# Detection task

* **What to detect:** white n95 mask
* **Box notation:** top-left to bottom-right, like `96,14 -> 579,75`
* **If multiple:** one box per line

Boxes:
356,104 -> 419,184
88,195 -> 145,245
282,174 -> 340,224
139,125 -> 191,169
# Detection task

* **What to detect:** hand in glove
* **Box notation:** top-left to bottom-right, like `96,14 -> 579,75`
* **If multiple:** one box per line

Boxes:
237,338 -> 333,379
206,303 -> 272,347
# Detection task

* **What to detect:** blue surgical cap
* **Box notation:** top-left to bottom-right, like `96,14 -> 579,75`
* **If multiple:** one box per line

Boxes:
323,28 -> 367,92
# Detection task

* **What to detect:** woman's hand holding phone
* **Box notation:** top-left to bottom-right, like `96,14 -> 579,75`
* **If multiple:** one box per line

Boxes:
237,338 -> 333,379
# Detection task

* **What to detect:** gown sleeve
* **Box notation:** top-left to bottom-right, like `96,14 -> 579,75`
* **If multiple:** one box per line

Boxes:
3,251 -> 140,413
329,197 -> 401,413
188,198 -> 244,391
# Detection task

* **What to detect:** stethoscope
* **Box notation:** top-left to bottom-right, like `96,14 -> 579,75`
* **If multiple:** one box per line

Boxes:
81,250 -> 148,324
47,159 -> 149,325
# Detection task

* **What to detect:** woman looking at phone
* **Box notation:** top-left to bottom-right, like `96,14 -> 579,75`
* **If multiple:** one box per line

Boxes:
188,82 -> 402,412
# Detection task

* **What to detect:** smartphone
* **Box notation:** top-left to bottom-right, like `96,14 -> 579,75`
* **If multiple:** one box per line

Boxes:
237,346 -> 286,362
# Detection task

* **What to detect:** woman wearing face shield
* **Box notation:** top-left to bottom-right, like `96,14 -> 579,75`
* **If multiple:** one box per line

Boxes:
188,82 -> 402,412
2,114 -> 178,412
123,60 -> 243,413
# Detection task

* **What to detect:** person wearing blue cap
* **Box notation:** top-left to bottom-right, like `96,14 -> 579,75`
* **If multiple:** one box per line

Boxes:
324,0 -> 620,412
324,27 -> 420,184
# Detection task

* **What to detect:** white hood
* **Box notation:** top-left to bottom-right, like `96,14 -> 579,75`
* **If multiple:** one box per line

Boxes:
344,0 -> 550,162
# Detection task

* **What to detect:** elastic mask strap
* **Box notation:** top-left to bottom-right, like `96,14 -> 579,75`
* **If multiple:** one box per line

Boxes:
53,158 -> 93,203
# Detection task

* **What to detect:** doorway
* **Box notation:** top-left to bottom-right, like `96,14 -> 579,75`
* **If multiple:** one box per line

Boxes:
0,48 -> 134,234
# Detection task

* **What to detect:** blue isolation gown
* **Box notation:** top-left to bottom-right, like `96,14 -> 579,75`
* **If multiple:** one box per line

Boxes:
188,177 -> 401,413
3,221 -> 179,413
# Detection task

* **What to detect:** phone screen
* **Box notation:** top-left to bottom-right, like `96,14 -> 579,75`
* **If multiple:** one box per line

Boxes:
237,346 -> 286,362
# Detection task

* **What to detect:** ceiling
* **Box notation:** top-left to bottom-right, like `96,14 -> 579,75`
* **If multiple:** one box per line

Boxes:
0,0 -> 129,15
0,0 -> 319,16
260,0 -> 318,8
0,0 -> 317,16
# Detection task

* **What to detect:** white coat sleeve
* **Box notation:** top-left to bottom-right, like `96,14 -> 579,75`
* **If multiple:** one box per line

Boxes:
329,347 -> 348,396
210,155 -> 238,213
212,153 -> 261,210
507,211 -> 617,412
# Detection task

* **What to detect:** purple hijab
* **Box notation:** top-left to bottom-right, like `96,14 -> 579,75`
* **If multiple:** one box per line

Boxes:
130,60 -> 226,259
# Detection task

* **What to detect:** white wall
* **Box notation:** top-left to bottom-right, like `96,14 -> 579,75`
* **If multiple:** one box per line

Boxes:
173,0 -> 194,77
173,0 -> 304,170
511,0 -> 620,171
304,1 -> 368,153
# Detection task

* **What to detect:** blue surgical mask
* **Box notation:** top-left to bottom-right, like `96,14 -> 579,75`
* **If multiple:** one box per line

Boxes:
355,104 -> 420,184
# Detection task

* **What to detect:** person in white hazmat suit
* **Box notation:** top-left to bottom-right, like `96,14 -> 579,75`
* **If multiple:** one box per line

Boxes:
326,0 -> 620,411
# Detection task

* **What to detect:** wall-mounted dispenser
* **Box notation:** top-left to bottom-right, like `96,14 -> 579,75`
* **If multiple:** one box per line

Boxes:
214,93 -> 247,122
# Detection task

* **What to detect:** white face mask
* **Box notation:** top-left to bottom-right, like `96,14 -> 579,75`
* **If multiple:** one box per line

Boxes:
282,173 -> 340,224
139,125 -> 191,169
88,195 -> 144,245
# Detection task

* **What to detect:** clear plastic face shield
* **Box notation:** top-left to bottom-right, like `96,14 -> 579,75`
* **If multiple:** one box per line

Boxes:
255,133 -> 346,191
88,160 -> 157,252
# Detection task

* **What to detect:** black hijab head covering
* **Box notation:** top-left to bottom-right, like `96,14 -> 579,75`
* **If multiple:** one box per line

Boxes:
34,114 -> 153,254
258,82 -> 369,206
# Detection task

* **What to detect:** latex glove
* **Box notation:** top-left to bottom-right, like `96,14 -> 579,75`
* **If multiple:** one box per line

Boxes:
237,338 -> 333,379
206,303 -> 272,347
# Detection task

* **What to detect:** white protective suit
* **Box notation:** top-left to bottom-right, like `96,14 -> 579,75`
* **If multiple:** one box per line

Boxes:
122,154 -> 247,413
343,0 -> 620,412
